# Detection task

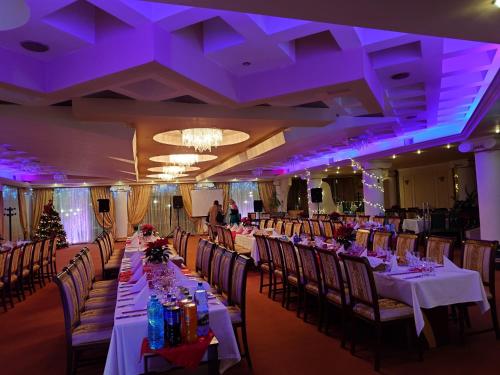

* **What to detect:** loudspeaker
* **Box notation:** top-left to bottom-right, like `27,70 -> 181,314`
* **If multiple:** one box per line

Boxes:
97,199 -> 110,213
173,195 -> 184,209
311,188 -> 323,203
253,200 -> 263,213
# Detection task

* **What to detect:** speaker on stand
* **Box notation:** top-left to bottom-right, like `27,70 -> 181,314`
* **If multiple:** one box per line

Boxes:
97,198 -> 110,232
310,188 -> 322,215
167,195 -> 184,237
253,200 -> 263,220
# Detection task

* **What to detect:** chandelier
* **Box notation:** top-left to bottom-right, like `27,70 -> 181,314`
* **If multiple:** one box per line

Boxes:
162,165 -> 185,175
169,154 -> 199,167
181,128 -> 223,152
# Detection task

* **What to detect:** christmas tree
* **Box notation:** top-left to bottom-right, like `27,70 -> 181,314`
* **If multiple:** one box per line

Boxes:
34,200 -> 68,249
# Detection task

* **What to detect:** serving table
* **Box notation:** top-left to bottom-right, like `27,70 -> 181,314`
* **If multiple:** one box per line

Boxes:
104,243 -> 240,375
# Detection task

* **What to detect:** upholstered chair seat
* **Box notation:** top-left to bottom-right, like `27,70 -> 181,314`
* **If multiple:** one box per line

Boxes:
304,282 -> 320,296
88,288 -> 116,299
353,298 -> 413,322
93,280 -> 118,290
227,305 -> 242,324
84,296 -> 115,310
80,308 -> 115,325
72,322 -> 113,346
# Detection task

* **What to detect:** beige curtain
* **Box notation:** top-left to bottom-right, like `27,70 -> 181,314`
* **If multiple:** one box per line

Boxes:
215,182 -> 230,212
258,181 -> 276,213
32,188 -> 53,233
179,183 -> 203,233
127,185 -> 152,235
17,187 -> 28,239
90,186 -> 115,232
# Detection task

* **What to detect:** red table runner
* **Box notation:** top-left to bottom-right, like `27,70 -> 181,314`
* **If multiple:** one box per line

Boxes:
140,330 -> 215,369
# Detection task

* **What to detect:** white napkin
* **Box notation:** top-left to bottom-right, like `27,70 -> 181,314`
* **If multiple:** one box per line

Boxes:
443,257 -> 461,271
337,245 -> 345,254
129,236 -> 140,249
367,256 -> 384,269
129,264 -> 143,283
132,285 -> 150,309
360,249 -> 367,257
130,273 -> 147,293
389,254 -> 399,273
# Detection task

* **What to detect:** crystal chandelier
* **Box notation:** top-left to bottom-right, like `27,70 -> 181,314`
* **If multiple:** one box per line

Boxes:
181,128 -> 223,152
162,165 -> 185,175
159,173 -> 178,181
169,154 -> 199,167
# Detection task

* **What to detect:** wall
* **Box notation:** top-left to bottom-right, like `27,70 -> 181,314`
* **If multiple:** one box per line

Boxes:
398,162 -> 455,208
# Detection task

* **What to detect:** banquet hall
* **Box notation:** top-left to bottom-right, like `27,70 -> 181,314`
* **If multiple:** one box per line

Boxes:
0,0 -> 499,374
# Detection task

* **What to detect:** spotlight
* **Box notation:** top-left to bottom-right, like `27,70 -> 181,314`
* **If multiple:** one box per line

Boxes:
417,149 -> 422,155
495,124 -> 500,134
446,144 -> 451,149
336,170 -> 339,174
392,154 -> 396,159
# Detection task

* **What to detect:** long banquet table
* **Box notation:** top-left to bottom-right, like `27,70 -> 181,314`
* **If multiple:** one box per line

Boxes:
104,243 -> 241,375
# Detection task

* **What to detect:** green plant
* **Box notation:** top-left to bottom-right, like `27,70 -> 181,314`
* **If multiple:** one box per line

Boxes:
269,190 -> 282,212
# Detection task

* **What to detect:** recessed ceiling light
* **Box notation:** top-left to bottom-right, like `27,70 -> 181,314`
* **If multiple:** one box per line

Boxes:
493,0 -> 500,8
392,154 -> 397,159
416,149 -> 422,155
495,124 -> 500,134
336,170 -> 339,174
324,168 -> 328,172
20,40 -> 49,52
337,166 -> 340,170
446,144 -> 451,149
242,61 -> 251,66
353,170 -> 356,173
391,72 -> 410,80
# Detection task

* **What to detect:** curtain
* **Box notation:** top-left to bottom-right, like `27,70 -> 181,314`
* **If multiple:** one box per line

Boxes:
127,185 -> 152,235
179,183 -> 203,233
32,188 -> 53,234
90,186 -> 115,232
53,188 -> 99,244
17,187 -> 28,239
215,182 -> 230,213
2,186 -> 23,241
229,182 -> 260,218
258,181 -> 276,213
142,184 -> 197,235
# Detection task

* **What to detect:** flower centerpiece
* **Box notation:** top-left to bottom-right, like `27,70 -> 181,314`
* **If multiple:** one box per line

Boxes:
241,217 -> 252,227
329,211 -> 341,220
141,224 -> 155,237
144,237 -> 170,264
334,224 -> 355,249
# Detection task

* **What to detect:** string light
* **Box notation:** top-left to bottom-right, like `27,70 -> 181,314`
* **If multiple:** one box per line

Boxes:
350,158 -> 386,213
363,199 -> 385,212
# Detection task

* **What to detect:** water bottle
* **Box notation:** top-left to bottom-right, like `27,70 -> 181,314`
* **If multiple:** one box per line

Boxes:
195,288 -> 210,336
147,295 -> 164,349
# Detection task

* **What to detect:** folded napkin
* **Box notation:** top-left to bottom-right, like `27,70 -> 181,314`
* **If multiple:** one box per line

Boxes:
336,245 -> 345,254
366,256 -> 384,269
360,249 -> 367,258
132,285 -> 150,309
130,273 -> 147,293
443,257 -> 461,271
389,254 -> 400,273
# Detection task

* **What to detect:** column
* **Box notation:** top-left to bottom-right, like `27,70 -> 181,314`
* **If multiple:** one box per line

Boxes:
362,161 -> 390,217
384,170 -> 398,209
273,177 -> 290,213
459,136 -> 500,242
112,188 -> 129,240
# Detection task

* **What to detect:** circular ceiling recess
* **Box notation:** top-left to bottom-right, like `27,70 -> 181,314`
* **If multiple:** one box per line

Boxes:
146,173 -> 189,179
149,154 -> 217,164
20,40 -> 49,52
147,165 -> 200,173
390,72 -> 410,80
153,129 -> 250,147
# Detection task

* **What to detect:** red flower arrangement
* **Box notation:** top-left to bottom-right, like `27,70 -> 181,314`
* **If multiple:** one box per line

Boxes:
141,224 -> 155,236
241,217 -> 252,227
144,237 -> 170,264
334,224 -> 355,249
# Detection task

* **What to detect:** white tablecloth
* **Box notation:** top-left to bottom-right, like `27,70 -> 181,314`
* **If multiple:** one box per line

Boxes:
402,219 -> 429,234
234,234 -> 259,264
104,248 -> 240,375
374,259 -> 490,335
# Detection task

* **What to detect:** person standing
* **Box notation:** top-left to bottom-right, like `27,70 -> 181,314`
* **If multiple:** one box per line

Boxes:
208,200 -> 224,225
228,199 -> 240,225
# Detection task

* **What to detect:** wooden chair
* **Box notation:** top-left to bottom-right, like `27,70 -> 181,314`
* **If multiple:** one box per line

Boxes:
386,216 -> 402,232
275,220 -> 284,235
210,246 -> 225,291
227,255 -> 253,369
54,270 -> 113,375
317,248 -> 348,346
283,222 -> 294,237
395,233 -> 418,259
372,231 -> 392,252
425,236 -> 454,265
18,242 -> 34,297
322,220 -> 334,239
96,236 -> 120,280
195,239 -> 208,275
216,225 -> 226,246
258,219 -> 267,230
254,234 -> 273,297
297,244 -> 323,328
356,215 -> 370,225
340,254 -> 422,371
280,239 -> 302,312
49,236 -> 58,279
355,229 -> 370,249
301,219 -> 313,239
179,231 -> 190,262
267,237 -> 285,302
79,248 -> 117,292
372,216 -> 386,225
32,239 -> 46,289
0,250 -> 9,311
207,224 -> 216,242
310,219 -> 323,238
222,228 -> 235,251
461,239 -> 499,339
218,250 -> 236,302
3,246 -> 23,306
200,241 -> 215,282
292,222 -> 303,236
265,218 -> 275,229
174,230 -> 184,253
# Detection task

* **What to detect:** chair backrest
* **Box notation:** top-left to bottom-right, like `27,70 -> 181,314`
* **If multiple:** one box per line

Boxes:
48,236 -> 57,261
21,242 -> 34,270
355,229 -> 370,249
296,244 -> 321,290
340,254 -> 380,318
372,216 -> 385,225
223,228 -> 235,251
174,230 -> 184,252
195,239 -> 207,273
395,233 -> 418,258
372,231 -> 392,251
248,213 -> 257,220
275,220 -> 284,234
219,250 -> 236,296
73,254 -> 92,293
207,224 -> 216,242
230,255 -> 251,312
344,215 -> 356,224
265,219 -> 275,229
301,219 -> 312,237
54,270 -> 81,334
317,248 -> 344,299
322,220 -> 334,239
216,226 -> 226,246
33,239 -> 45,266
386,216 -> 401,231
280,239 -> 300,279
96,236 -> 108,271
258,219 -> 267,230
201,241 -> 215,281
66,262 -> 88,310
356,215 -> 370,225
261,213 -> 271,219
426,236 -> 454,265
80,247 -> 96,282
8,245 -> 22,277
254,234 -> 271,264
179,232 -> 190,260
210,246 -> 225,288
267,237 -> 285,271
0,251 -> 8,280
462,239 -> 497,289
284,222 -> 294,237
310,219 -> 323,238
292,222 -> 303,236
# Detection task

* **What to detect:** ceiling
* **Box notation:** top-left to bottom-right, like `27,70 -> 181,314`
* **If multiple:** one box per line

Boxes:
0,0 -> 499,184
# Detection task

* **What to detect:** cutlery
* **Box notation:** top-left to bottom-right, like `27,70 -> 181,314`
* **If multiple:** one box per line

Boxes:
121,309 -> 147,314
121,291 -> 139,297
116,313 -> 146,320
118,297 -> 133,302
117,304 -> 134,308
403,275 -> 423,280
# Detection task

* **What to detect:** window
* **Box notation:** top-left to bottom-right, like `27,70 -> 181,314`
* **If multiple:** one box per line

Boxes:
2,186 -> 23,241
229,182 -> 260,219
